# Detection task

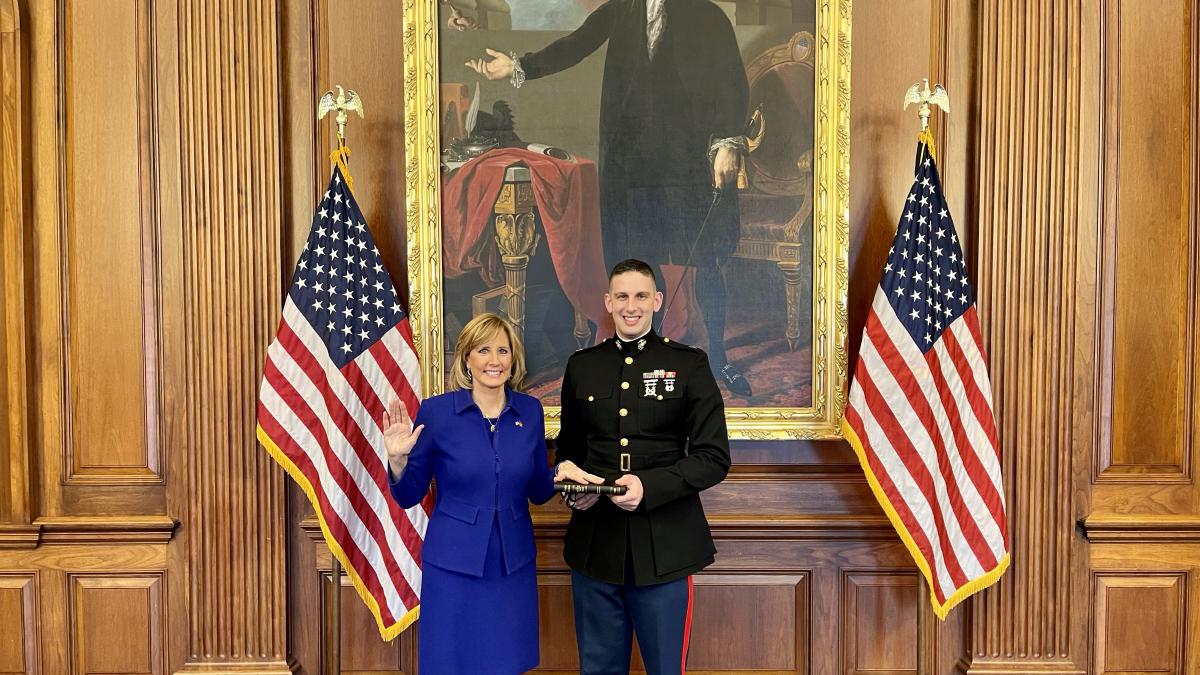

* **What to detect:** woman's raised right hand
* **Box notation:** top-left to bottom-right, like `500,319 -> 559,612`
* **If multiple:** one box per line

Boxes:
383,399 -> 424,472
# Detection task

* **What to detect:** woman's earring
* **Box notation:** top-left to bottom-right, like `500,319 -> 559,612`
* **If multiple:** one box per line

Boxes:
466,369 -> 473,383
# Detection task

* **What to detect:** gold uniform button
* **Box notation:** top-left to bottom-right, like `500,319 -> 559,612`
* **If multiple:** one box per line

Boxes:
620,438 -> 629,447
624,356 -> 633,365
588,395 -> 594,402
621,381 -> 630,390
619,408 -> 628,416
664,337 -> 671,343
657,395 -> 664,400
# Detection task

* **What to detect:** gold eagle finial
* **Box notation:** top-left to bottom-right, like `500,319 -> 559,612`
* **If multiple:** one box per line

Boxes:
903,78 -> 949,131
318,85 -> 364,143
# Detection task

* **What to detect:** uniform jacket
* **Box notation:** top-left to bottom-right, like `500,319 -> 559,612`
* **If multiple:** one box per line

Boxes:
390,388 -> 556,577
555,331 -> 731,585
518,0 -> 749,267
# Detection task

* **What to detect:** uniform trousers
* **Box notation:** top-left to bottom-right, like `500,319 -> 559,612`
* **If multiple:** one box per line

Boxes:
571,566 -> 693,675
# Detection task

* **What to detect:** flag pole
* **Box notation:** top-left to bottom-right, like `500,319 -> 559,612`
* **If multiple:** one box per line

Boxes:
329,558 -> 341,675
902,78 -> 950,674
317,84 -> 365,675
917,576 -> 932,675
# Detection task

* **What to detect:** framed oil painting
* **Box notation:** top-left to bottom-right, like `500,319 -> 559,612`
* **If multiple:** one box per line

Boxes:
403,0 -> 850,439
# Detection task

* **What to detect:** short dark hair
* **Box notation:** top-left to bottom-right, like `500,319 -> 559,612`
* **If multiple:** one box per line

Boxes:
608,258 -> 656,283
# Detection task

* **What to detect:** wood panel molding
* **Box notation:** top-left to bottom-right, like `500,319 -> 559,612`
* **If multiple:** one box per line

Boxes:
0,0 -> 34,527
1093,572 -> 1188,675
174,3 -> 290,672
0,573 -> 38,674
35,515 -> 176,544
0,516 -> 176,548
172,662 -> 299,675
954,659 -> 1088,675
1092,0 -> 1198,485
70,573 -> 165,675
1089,544 -> 1200,674
55,0 -> 162,487
967,1 -> 1087,673
0,543 -> 166,572
0,523 -> 39,549
1082,515 -> 1200,543
841,572 -> 916,675
690,573 -> 809,673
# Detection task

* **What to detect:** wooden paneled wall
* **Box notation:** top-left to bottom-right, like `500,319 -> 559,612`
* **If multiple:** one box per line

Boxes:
1079,1 -> 1200,674
2,0 -> 1198,673
1,0 -> 292,672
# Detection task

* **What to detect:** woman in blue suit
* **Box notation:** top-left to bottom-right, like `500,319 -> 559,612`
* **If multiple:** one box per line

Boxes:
384,313 -> 602,674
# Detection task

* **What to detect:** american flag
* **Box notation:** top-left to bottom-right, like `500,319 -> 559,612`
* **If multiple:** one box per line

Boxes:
256,164 -> 428,639
842,134 -> 1010,619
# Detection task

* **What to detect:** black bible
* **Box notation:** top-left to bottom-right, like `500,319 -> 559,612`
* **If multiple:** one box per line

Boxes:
553,482 -> 628,495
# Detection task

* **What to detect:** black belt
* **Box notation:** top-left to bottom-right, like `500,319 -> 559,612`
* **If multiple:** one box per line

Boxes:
586,449 -> 682,474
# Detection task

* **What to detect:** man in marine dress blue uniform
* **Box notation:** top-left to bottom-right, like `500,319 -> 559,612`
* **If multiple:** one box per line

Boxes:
552,259 -> 731,675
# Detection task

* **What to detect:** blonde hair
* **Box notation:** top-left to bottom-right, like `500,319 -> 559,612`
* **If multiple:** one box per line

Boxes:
448,313 -> 528,391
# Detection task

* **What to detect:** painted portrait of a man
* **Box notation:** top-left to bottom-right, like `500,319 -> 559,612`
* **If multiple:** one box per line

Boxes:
468,0 -> 752,396
434,0 -> 822,414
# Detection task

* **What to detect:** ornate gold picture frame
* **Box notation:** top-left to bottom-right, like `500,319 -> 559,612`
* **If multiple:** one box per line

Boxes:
403,0 -> 850,439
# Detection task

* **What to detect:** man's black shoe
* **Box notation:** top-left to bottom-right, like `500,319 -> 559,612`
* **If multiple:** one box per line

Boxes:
719,363 -> 753,397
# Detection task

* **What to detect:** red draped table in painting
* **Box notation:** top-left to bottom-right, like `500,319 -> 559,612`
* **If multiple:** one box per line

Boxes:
441,148 -> 610,348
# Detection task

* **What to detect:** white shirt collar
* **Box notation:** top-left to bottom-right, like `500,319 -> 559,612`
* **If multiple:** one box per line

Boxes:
615,327 -> 654,347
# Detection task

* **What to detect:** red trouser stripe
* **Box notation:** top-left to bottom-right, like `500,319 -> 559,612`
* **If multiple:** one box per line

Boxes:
681,576 -> 694,675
